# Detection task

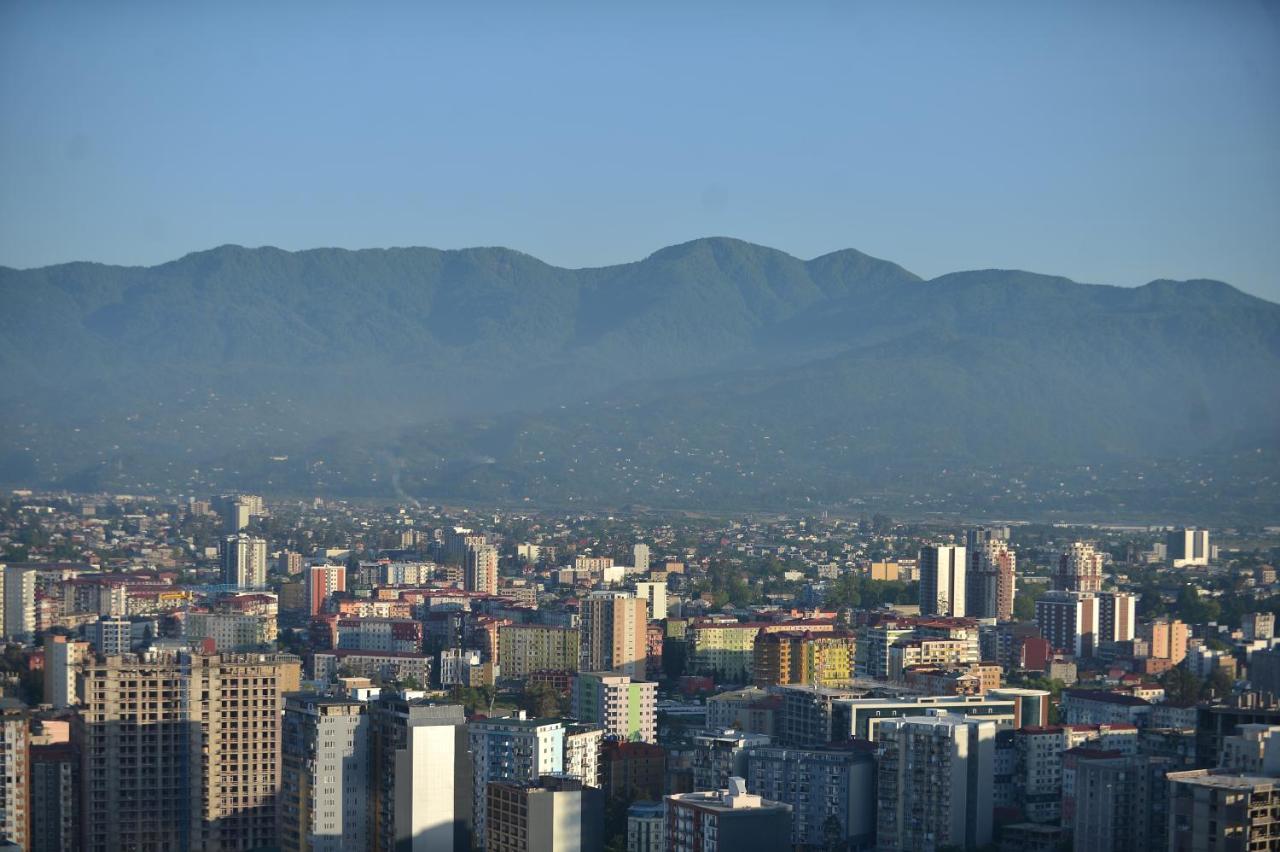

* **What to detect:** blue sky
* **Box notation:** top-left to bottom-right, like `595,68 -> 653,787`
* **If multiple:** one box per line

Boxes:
2,1 -> 1278,300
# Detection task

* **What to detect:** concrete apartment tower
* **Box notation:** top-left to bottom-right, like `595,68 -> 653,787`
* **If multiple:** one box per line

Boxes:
281,694 -> 370,852
485,775 -> 604,852
1056,541 -> 1103,592
918,545 -> 966,617
220,533 -> 267,589
304,563 -> 347,616
369,694 -> 472,852
573,672 -> 657,744
468,714 -> 565,843
44,635 -> 89,708
874,713 -> 996,852
74,650 -> 301,851
0,699 -> 30,850
579,591 -> 647,679
465,544 -> 499,595
2,564 -> 36,643
966,538 -> 1016,621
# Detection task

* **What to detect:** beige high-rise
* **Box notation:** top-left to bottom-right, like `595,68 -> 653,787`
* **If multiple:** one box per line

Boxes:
1056,542 -> 1103,593
579,592 -> 647,680
465,544 -> 499,595
0,699 -> 30,850
75,650 -> 301,852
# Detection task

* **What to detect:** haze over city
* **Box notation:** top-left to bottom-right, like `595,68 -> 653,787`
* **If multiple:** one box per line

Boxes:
1,3 -> 1279,852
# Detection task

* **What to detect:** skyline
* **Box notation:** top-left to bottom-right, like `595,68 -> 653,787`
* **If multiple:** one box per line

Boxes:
2,2 -> 1278,299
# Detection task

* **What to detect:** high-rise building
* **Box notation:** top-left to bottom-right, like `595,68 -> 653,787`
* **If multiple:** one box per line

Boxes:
633,544 -> 651,573
1055,542 -> 1103,593
745,744 -> 877,851
279,550 -> 304,576
626,801 -> 665,852
465,544 -> 499,595
687,619 -> 769,682
874,713 -> 996,851
30,739 -> 78,852
221,534 -> 268,589
691,729 -> 771,792
1096,591 -> 1137,644
498,625 -> 580,678
563,723 -> 604,789
573,673 -> 657,744
445,528 -> 487,565
485,775 -> 603,852
887,637 -> 977,681
855,620 -> 916,679
633,581 -> 667,621
221,495 -> 262,533
919,545 -> 966,617
75,653 -> 194,847
829,692 -> 1031,741
1167,770 -> 1280,850
1012,723 -> 1140,824
44,635 -> 89,708
966,538 -> 1016,621
369,694 -> 471,852
579,592 -> 647,679
0,700 -> 30,850
752,630 -> 857,688
603,741 -> 667,803
1166,529 -> 1210,568
965,526 -> 1011,548
74,650 -> 301,852
1244,613 -> 1276,642
1036,591 -> 1100,657
1219,724 -> 1280,775
665,778 -> 792,852
1139,618 -> 1189,665
85,615 -> 156,656
280,694 -> 370,852
2,564 -> 36,643
469,715 -> 565,842
1071,754 -> 1173,852
183,609 -> 276,652
305,564 -> 347,616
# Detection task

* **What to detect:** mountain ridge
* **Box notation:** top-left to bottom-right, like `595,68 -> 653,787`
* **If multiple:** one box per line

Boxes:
1,237 -> 1277,517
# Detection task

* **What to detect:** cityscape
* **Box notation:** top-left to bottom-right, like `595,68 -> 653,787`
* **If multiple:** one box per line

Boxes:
0,495 -> 1277,850
3,2 -> 1278,850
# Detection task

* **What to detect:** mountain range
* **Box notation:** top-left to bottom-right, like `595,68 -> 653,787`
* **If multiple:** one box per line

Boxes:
2,237 -> 1277,520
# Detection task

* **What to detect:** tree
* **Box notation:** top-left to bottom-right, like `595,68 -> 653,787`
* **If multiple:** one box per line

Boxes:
1012,591 -> 1037,622
1204,666 -> 1235,700
1161,665 -> 1203,705
520,681 -> 564,718
1175,585 -> 1220,625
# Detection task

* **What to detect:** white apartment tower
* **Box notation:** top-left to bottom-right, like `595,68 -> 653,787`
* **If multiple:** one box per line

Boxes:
874,713 -> 995,851
468,714 -> 565,842
634,581 -> 667,621
1167,528 -> 1210,567
221,534 -> 268,589
280,694 -> 370,852
1,564 -> 36,644
44,635 -> 89,708
465,544 -> 499,595
919,545 -> 966,617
